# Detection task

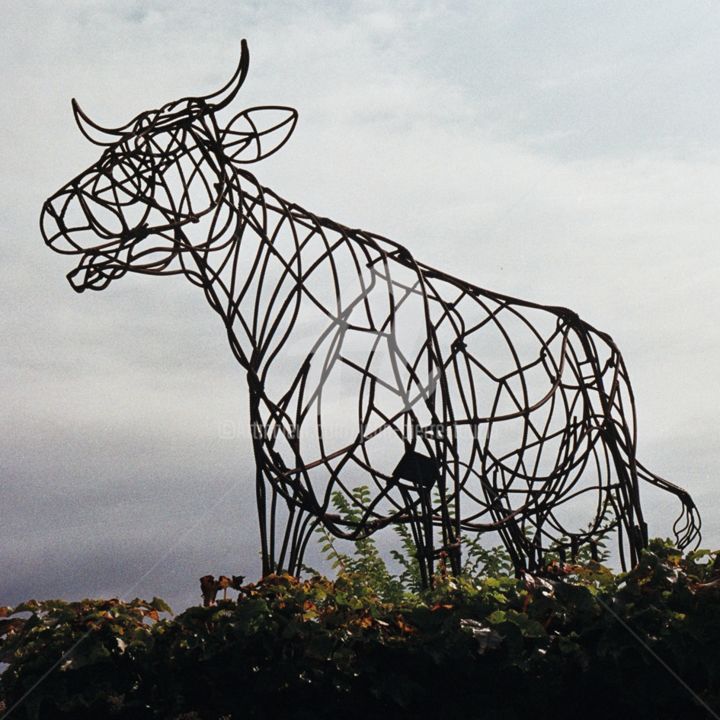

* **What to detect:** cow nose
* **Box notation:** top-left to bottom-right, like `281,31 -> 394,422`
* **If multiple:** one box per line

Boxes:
41,194 -> 82,254
40,199 -> 59,243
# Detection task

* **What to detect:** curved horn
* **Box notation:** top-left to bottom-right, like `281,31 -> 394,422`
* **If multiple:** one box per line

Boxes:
71,98 -> 128,146
203,39 -> 250,111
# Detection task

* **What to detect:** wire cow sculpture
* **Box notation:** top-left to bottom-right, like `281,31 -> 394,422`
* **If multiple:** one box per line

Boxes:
42,41 -> 700,585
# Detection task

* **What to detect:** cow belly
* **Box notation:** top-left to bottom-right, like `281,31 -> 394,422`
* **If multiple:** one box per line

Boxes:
255,256 -> 624,534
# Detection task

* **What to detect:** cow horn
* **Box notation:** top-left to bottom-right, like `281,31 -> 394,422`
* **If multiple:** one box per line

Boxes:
71,98 -> 127,146
204,39 -> 250,112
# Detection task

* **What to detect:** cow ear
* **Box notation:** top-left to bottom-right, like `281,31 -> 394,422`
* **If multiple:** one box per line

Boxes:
221,106 -> 297,163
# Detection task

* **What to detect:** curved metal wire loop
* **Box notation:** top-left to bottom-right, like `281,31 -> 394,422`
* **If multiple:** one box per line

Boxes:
41,42 -> 701,585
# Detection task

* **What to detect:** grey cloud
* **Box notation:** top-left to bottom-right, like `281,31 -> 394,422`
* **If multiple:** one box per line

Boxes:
2,1 -> 719,609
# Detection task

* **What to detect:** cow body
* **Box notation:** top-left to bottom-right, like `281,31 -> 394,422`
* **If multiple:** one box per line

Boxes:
41,41 -> 700,583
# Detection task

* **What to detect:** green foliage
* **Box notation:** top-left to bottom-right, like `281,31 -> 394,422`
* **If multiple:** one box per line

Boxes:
314,484 -> 516,599
312,487 -> 406,603
0,597 -> 169,719
2,542 -> 720,719
458,533 -> 515,577
388,521 -> 427,594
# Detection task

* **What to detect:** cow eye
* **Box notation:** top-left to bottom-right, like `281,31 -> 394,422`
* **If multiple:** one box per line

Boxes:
135,133 -> 150,151
103,154 -> 152,201
110,159 -> 133,184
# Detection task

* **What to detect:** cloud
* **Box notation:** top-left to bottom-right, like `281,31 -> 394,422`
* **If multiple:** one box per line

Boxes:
2,1 -> 719,607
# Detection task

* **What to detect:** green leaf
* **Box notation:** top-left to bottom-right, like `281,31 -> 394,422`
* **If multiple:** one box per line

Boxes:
149,597 -> 173,615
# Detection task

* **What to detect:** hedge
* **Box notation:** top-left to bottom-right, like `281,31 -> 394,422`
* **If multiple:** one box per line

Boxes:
2,540 -> 720,719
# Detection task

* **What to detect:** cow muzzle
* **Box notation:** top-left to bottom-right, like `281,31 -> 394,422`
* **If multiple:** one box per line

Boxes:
40,197 -> 80,254
66,253 -> 127,293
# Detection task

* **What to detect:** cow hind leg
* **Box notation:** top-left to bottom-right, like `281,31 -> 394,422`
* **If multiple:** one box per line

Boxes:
398,485 -> 435,587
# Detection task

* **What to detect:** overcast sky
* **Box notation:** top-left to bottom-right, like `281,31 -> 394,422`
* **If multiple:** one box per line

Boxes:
3,1 -> 719,611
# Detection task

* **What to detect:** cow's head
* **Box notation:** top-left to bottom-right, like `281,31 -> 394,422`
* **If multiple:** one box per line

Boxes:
41,40 -> 297,292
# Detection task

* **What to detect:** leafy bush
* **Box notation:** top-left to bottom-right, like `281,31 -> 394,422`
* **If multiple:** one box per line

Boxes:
0,597 -> 170,719
309,485 -> 518,600
2,541 -> 720,719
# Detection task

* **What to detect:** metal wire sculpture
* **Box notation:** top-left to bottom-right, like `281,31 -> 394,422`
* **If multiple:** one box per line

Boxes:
41,41 -> 701,585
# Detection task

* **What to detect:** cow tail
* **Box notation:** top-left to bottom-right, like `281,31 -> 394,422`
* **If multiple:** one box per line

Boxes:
634,460 -> 702,550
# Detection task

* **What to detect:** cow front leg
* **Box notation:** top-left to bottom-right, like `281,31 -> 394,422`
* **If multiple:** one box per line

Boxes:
276,498 -> 319,576
255,464 -> 275,576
